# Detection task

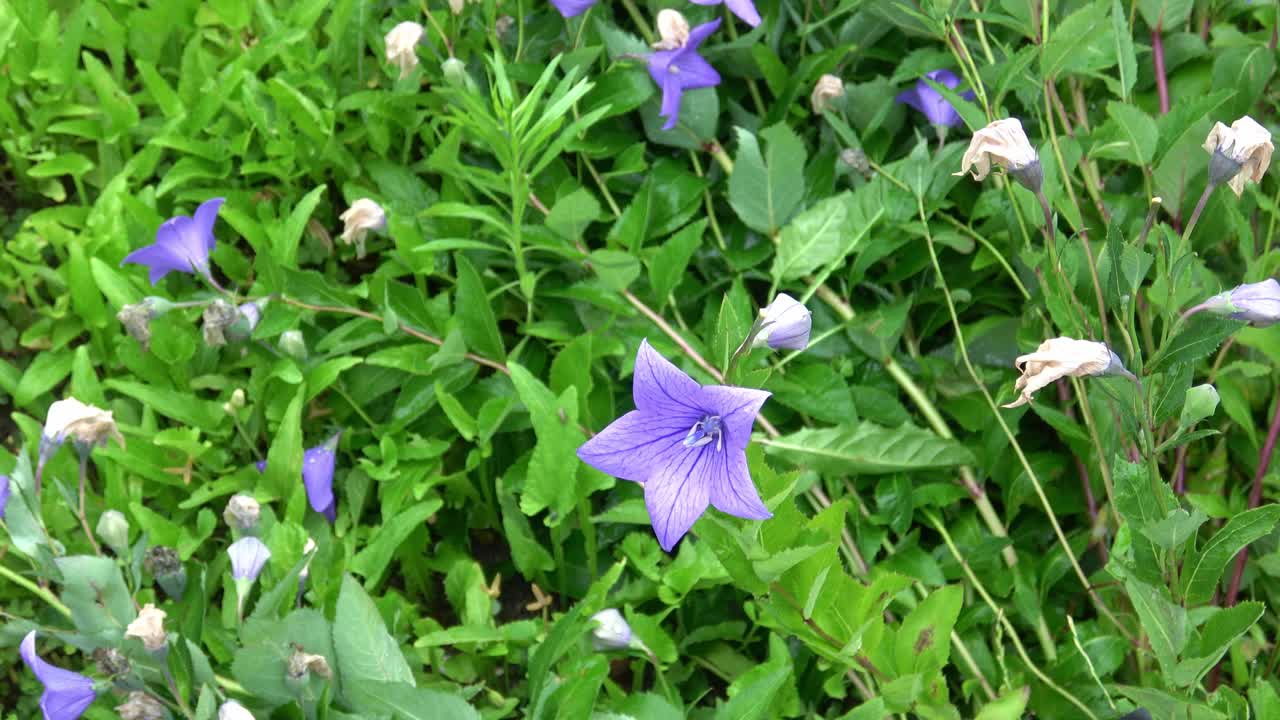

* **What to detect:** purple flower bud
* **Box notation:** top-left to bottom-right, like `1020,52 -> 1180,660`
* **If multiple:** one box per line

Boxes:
20,631 -> 97,720
754,294 -> 812,350
303,433 -> 340,523
228,536 -> 271,582
121,198 -> 225,285
1203,279 -> 1280,326
589,609 -> 633,650
0,474 -> 9,520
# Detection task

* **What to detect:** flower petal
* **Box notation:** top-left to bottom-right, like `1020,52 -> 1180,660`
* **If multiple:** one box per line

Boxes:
577,410 -> 691,483
632,340 -> 704,417
724,0 -> 761,26
703,446 -> 771,521
660,72 -> 683,130
684,18 -> 722,50
645,444 -> 713,551
193,197 -> 226,252
302,446 -> 336,518
121,243 -> 187,285
699,385 -> 770,451
673,52 -> 720,90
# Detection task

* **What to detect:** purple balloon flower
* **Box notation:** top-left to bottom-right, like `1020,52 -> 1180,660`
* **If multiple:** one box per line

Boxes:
121,197 -> 225,285
690,0 -> 761,27
228,536 -> 272,582
895,70 -> 972,128
550,0 -> 597,17
20,631 -> 97,720
254,432 -> 339,523
1197,278 -> 1280,326
0,474 -> 9,520
577,340 -> 772,551
648,19 -> 723,131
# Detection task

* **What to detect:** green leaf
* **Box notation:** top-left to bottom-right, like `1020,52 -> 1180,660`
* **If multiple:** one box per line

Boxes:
771,192 -> 862,284
56,556 -> 136,646
1138,0 -> 1194,28
508,362 -> 590,524
349,498 -> 443,589
1111,0 -> 1137,101
28,152 -> 94,179
647,220 -> 706,307
1106,101 -> 1158,165
975,687 -> 1031,720
334,574 -> 416,689
1142,508 -> 1208,552
546,187 -> 601,241
15,350 -> 74,406
232,609 -> 334,707
714,634 -> 793,720
453,254 -> 506,362
894,584 -> 962,675
590,249 -> 641,291
264,384 -> 305,500
1124,577 -> 1186,676
1041,2 -> 1113,78
728,124 -> 807,236
1171,602 -> 1264,688
346,680 -> 481,720
764,423 -> 974,475
274,185 -> 326,267
1182,505 -> 1280,605
1148,315 -> 1243,373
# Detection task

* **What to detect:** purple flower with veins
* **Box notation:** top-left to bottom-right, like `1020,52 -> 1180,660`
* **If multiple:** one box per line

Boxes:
121,198 -> 225,285
577,340 -> 772,551
690,0 -> 761,27
254,432 -> 340,523
895,70 -> 972,128
550,0 -> 597,17
648,19 -> 723,131
20,631 -> 97,720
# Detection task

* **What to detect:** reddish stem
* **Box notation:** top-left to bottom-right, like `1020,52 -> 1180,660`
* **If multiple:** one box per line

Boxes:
1223,392 -> 1280,607
1152,27 -> 1170,115
1056,380 -> 1108,564
1172,444 -> 1189,495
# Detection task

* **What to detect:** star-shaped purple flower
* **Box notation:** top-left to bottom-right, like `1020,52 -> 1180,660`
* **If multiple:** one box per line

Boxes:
577,340 -> 772,551
648,19 -> 723,131
121,197 -> 225,285
20,631 -> 97,720
550,0 -> 597,17
690,0 -> 761,27
895,70 -> 972,128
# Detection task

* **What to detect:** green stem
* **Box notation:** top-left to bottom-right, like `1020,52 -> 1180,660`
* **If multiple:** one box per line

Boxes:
619,0 -> 656,44
0,563 -> 73,619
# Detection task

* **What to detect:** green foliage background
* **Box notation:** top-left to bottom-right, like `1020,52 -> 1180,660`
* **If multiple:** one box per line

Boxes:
3,0 -> 1280,718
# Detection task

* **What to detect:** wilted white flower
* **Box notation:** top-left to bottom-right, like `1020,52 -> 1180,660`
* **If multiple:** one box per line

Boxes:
753,294 -> 812,350
1203,116 -> 1273,196
955,118 -> 1042,191
338,198 -> 387,258
125,604 -> 168,653
287,648 -> 333,679
116,691 -> 166,720
43,398 -> 124,451
1195,278 -> 1280,327
224,494 -> 261,531
653,9 -> 690,50
810,74 -> 845,114
589,608 -> 633,650
219,700 -> 256,720
117,296 -> 174,349
1003,337 -> 1133,409
385,21 -> 424,80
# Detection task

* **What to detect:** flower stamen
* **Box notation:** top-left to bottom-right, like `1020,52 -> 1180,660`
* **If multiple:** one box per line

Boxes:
684,415 -> 724,451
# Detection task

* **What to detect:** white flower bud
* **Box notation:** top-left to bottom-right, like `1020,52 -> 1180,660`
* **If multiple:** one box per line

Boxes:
653,9 -> 690,50
124,603 -> 168,653
219,700 -> 256,720
96,510 -> 130,555
589,608 -> 633,651
279,330 -> 308,360
810,74 -> 845,114
385,22 -> 424,80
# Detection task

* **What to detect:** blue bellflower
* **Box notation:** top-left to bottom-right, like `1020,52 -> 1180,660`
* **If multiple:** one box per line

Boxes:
648,19 -> 723,131
690,0 -> 761,26
228,536 -> 271,582
895,70 -> 972,128
121,198 -> 225,285
254,432 -> 340,523
754,294 -> 812,350
20,631 -> 97,720
550,0 -> 597,17
0,474 -> 9,519
1200,278 -> 1280,326
577,340 -> 772,551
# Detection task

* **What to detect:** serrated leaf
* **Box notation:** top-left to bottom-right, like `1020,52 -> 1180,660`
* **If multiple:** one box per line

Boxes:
1171,602 -> 1263,688
1041,2 -> 1113,78
1182,505 -> 1280,605
1112,0 -> 1137,101
771,192 -> 861,283
1149,315 -> 1243,373
728,124 -> 806,235
508,362 -> 586,524
764,422 -> 974,474
334,574 -> 415,688
1107,101 -> 1158,165
453,254 -> 506,362
1124,577 -> 1186,676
